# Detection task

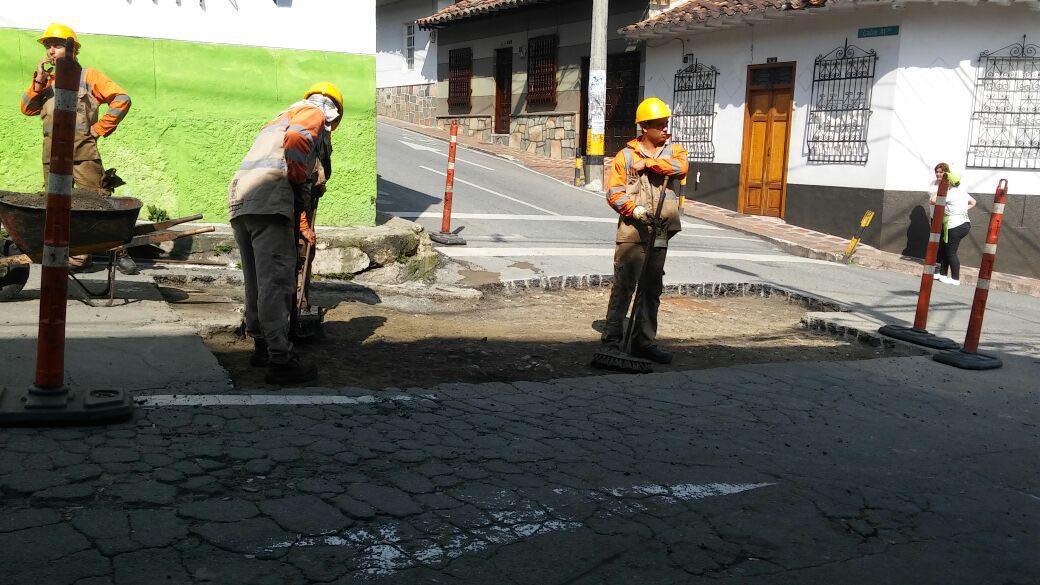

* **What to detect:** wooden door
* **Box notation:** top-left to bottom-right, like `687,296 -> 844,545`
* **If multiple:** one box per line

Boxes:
739,64 -> 794,218
494,48 -> 512,135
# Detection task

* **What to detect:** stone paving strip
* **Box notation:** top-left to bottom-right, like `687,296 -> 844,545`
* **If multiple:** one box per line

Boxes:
137,394 -> 436,408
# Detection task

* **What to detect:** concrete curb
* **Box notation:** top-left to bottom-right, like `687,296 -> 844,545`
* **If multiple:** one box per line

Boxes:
478,275 -> 848,313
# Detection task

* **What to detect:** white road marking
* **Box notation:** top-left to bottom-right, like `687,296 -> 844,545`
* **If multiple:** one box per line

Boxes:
136,393 -> 432,407
389,211 -> 724,231
435,247 -> 828,263
419,166 -> 560,215
261,481 -> 774,576
399,140 -> 495,170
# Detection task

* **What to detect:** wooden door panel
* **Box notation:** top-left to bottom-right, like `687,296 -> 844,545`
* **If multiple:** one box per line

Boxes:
765,187 -> 783,216
748,121 -> 768,184
494,48 -> 512,135
747,187 -> 763,210
766,117 -> 788,184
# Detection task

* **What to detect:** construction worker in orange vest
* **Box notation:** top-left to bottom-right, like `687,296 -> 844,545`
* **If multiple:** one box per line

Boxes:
601,97 -> 689,364
228,82 -> 342,386
20,23 -> 137,274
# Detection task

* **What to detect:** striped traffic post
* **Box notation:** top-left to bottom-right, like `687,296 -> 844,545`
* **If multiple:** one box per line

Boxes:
934,179 -> 1009,370
0,39 -> 133,424
429,119 -> 465,246
878,174 -> 960,350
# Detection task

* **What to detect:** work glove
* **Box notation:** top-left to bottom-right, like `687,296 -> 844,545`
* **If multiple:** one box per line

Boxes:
632,205 -> 651,224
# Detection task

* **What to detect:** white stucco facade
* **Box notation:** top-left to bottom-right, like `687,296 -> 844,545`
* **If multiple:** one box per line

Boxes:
0,0 -> 375,55
642,3 -> 1040,196
377,0 -> 448,88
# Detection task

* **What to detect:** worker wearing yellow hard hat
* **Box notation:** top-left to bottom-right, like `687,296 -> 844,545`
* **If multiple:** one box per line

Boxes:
598,97 -> 689,366
226,82 -> 344,386
20,23 -> 137,273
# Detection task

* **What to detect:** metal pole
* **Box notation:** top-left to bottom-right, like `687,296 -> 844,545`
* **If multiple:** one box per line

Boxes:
934,179 -> 1008,370
429,120 -> 466,246
584,0 -> 608,192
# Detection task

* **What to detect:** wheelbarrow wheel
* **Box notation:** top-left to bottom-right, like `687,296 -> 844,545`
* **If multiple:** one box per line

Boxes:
0,239 -> 30,300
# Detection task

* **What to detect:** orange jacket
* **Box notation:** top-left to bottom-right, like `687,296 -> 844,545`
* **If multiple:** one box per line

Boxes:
21,67 -> 131,137
281,104 -> 326,185
606,139 -> 689,216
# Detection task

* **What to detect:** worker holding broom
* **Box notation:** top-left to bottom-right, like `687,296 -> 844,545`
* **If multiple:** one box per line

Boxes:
227,82 -> 342,386
597,97 -> 688,368
20,23 -> 138,274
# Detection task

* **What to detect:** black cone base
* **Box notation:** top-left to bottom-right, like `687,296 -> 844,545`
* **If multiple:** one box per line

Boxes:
430,232 -> 466,246
933,349 -> 1003,370
878,325 -> 960,350
0,386 -> 134,426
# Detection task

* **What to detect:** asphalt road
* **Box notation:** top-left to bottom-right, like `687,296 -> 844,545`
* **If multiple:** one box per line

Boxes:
376,122 -> 830,284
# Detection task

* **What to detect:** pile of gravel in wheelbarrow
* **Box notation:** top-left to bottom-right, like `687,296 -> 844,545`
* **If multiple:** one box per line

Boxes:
0,190 -> 117,211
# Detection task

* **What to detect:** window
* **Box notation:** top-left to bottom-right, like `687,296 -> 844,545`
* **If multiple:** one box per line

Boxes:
806,39 -> 878,164
672,55 -> 719,161
404,24 -> 415,70
967,35 -> 1040,169
448,48 -> 473,108
526,35 -> 558,106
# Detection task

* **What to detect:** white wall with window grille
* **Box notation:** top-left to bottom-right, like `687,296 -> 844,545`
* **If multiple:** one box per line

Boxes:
377,0 -> 449,88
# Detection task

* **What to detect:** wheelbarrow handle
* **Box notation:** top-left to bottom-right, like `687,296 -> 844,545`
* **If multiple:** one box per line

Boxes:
133,214 -> 206,236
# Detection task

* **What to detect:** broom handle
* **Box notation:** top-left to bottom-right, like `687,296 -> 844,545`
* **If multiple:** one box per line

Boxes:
623,174 -> 671,354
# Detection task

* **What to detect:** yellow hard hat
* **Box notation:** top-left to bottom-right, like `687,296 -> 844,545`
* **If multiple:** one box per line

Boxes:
304,82 -> 344,116
636,97 -> 671,124
38,23 -> 80,50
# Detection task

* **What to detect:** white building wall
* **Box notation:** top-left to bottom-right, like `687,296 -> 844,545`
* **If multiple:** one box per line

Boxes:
0,0 -> 374,55
377,0 -> 448,88
884,4 -> 1040,196
643,7 -> 905,191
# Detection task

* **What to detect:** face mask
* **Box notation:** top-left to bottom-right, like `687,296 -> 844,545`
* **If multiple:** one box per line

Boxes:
306,94 -> 340,131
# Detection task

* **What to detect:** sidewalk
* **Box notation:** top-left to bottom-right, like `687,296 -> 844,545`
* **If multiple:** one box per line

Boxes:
379,115 -> 576,185
681,200 -> 1040,298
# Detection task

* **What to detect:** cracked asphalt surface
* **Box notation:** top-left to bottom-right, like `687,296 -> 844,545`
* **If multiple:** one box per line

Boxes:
1,354 -> 1037,584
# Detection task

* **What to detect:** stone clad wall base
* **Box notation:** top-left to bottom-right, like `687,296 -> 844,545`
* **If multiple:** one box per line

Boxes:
378,84 -> 436,127
436,113 -> 578,161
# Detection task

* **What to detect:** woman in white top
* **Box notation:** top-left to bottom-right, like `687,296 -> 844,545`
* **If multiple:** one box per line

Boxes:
929,162 -> 976,285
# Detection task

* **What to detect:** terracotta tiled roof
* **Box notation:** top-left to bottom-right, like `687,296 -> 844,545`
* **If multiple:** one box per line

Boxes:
417,0 -> 561,29
621,0 -> 832,38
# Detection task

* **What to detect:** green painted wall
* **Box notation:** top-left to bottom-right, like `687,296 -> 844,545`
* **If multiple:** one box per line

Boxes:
0,29 -> 376,226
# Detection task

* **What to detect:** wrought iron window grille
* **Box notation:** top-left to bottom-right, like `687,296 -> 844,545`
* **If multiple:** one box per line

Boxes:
672,55 -> 719,162
966,36 -> 1040,170
448,48 -> 473,108
527,35 -> 558,106
806,39 -> 877,165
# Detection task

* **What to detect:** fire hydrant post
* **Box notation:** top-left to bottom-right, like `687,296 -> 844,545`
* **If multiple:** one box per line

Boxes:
933,179 -> 1009,370
878,174 -> 960,350
429,119 -> 466,246
0,39 -> 134,425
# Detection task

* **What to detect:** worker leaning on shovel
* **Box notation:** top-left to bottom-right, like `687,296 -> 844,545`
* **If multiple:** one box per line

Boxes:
228,82 -> 342,386
19,23 -> 138,275
601,97 -> 689,364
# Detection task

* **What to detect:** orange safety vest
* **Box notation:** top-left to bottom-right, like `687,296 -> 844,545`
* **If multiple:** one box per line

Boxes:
228,102 -> 328,221
21,67 -> 131,163
606,139 -> 689,243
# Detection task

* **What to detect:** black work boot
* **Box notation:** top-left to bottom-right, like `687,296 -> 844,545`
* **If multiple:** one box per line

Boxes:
264,354 -> 317,386
633,345 -> 673,364
249,338 -> 269,367
115,253 -> 140,275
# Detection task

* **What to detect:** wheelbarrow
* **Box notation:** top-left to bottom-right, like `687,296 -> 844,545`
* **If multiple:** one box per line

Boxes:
0,193 -> 214,305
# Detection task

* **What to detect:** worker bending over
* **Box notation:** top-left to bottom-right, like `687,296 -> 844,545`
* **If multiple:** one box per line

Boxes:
20,23 -> 137,274
228,83 -> 342,385
601,97 -> 689,364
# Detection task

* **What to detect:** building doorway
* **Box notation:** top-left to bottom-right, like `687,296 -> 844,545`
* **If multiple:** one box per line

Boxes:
494,48 -> 513,135
580,53 -> 642,157
738,63 -> 795,218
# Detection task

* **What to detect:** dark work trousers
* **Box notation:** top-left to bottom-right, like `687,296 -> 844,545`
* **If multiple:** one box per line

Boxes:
231,214 -> 297,364
938,222 -> 971,280
602,241 -> 668,351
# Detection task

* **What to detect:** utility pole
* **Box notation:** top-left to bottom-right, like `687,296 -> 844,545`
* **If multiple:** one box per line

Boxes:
584,0 -> 608,191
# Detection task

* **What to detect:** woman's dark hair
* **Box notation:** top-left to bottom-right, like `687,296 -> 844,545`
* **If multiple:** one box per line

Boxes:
934,162 -> 950,173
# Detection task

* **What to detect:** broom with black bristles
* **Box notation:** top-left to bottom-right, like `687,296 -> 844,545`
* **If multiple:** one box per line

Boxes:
591,175 -> 672,374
